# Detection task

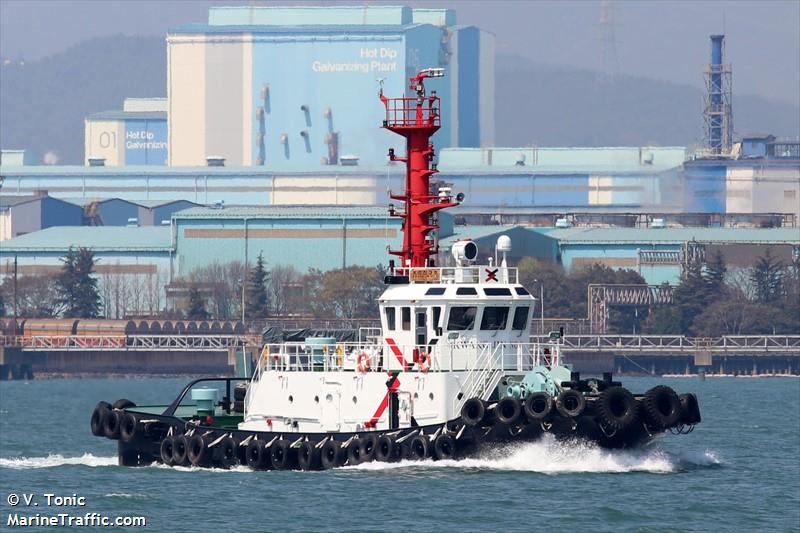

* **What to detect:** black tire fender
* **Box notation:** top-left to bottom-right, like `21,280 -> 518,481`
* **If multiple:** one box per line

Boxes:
102,410 -> 122,440
187,434 -> 211,466
219,437 -> 238,468
320,440 -> 344,469
642,385 -> 681,429
359,434 -> 378,462
524,392 -> 554,421
409,435 -> 429,460
119,412 -> 139,443
375,435 -> 400,462
112,399 -> 136,410
433,433 -> 456,461
297,441 -> 321,471
159,436 -> 175,466
90,402 -> 111,437
496,396 -> 522,425
556,389 -> 586,418
597,387 -> 639,431
246,439 -> 270,470
270,439 -> 295,470
346,438 -> 363,465
461,397 -> 487,427
172,435 -> 190,466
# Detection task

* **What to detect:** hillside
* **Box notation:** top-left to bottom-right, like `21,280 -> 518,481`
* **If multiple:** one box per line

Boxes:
1,36 -> 797,164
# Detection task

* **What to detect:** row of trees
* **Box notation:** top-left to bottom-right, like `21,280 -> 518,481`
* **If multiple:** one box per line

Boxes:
2,246 -> 796,336
647,250 -> 799,335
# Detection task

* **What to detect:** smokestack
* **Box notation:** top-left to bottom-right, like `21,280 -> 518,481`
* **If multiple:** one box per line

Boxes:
703,34 -> 733,154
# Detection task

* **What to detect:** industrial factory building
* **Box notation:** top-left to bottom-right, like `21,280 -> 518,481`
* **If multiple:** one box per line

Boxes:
0,193 -> 84,241
84,98 -> 168,166
441,225 -> 800,285
166,5 -> 494,167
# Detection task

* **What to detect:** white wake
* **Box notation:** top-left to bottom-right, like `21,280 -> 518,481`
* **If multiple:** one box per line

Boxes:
0,453 -> 118,470
347,436 -> 720,475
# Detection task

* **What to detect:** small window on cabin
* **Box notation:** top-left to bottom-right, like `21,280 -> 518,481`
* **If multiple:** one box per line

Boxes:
484,288 -> 512,296
512,306 -> 530,330
416,310 -> 427,328
447,307 -> 477,331
515,287 -> 530,296
425,287 -> 446,296
401,307 -> 411,331
456,287 -> 478,296
481,307 -> 509,330
384,307 -> 396,330
432,306 -> 442,329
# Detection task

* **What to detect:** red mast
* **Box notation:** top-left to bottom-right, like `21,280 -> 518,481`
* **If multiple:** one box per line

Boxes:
380,68 -> 458,269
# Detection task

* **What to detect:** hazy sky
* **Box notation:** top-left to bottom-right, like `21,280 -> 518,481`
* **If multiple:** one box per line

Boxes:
1,0 -> 798,105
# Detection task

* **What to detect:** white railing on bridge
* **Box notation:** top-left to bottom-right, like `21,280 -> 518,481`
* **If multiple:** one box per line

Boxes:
1,335 -> 256,351
532,335 -> 800,354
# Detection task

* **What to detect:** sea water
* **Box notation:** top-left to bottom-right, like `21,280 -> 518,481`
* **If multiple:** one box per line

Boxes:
0,377 -> 798,532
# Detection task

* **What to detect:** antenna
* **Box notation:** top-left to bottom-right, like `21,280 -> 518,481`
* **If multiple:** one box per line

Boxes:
598,0 -> 620,82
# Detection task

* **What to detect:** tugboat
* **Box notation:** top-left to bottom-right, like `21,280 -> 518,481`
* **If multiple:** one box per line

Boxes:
90,69 -> 701,470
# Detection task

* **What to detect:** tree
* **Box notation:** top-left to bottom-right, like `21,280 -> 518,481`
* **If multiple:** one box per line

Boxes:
703,250 -> 727,296
751,248 -> 784,304
56,247 -> 101,318
308,266 -> 385,318
245,253 -> 269,320
186,287 -> 209,320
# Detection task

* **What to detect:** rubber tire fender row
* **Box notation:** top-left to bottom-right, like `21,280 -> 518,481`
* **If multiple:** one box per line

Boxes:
119,412 -> 140,443
679,393 -> 702,425
556,389 -> 586,419
172,435 -> 190,466
297,441 -> 321,471
246,439 -> 271,470
320,440 -> 344,470
375,435 -> 401,463
187,434 -> 212,467
642,385 -> 681,429
359,434 -> 378,462
346,438 -> 363,465
160,436 -> 176,466
496,397 -> 522,426
270,439 -> 296,470
409,435 -> 429,461
433,434 -> 456,461
596,387 -> 638,432
524,392 -> 554,421
461,397 -> 487,427
102,410 -> 123,440
90,402 -> 111,437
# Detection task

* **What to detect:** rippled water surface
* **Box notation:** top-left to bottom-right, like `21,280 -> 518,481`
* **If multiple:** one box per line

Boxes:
1,377 -> 798,532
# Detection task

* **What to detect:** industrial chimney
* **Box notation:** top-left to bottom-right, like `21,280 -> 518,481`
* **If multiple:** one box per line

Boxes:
703,35 -> 733,154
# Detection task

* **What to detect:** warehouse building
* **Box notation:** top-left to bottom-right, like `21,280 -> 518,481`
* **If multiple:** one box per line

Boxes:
0,226 -> 173,318
172,205 -> 404,276
0,193 -> 84,241
167,5 -> 494,167
84,98 -> 168,166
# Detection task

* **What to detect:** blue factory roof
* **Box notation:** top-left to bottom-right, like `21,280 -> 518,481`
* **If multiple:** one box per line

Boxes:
169,23 -> 423,35
0,226 -> 172,252
87,111 -> 166,121
540,227 -> 800,244
173,205 -> 391,219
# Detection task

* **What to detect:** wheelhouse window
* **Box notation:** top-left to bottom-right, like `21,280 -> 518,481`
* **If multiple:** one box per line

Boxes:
456,287 -> 478,296
484,287 -> 512,296
425,287 -> 446,296
384,307 -> 396,330
401,307 -> 411,331
447,307 -> 477,331
480,307 -> 509,330
512,306 -> 530,330
514,287 -> 530,296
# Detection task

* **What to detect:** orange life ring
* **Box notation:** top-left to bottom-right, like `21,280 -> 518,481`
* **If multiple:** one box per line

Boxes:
418,352 -> 430,373
356,351 -> 371,373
